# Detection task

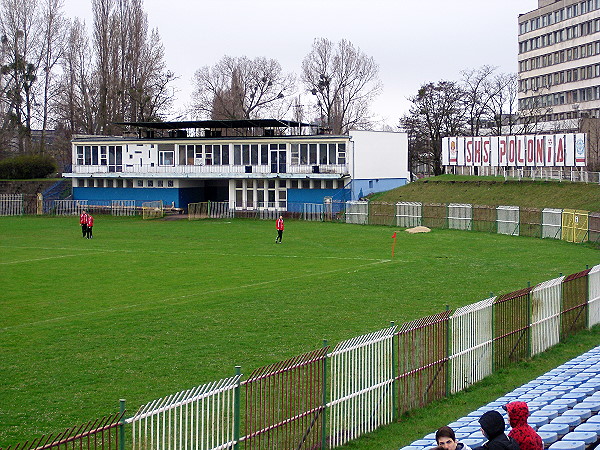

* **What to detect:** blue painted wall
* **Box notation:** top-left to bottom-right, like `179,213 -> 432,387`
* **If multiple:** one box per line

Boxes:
287,188 -> 350,212
74,187 -> 200,208
351,178 -> 407,200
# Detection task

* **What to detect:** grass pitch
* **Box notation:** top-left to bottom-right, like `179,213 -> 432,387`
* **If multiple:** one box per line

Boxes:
0,215 -> 599,446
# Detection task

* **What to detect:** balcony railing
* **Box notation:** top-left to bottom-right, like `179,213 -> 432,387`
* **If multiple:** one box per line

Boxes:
68,163 -> 348,176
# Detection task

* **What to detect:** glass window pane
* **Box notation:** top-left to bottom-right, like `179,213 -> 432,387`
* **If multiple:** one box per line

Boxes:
309,144 -> 317,164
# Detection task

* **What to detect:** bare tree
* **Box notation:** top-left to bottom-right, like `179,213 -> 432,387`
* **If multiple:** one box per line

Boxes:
90,0 -> 173,134
55,18 -> 97,134
37,0 -> 67,153
0,0 -> 42,152
461,65 -> 497,136
581,117 -> 600,171
192,55 -> 295,121
518,90 -> 554,134
403,81 -> 467,175
484,72 -> 519,136
301,38 -> 381,134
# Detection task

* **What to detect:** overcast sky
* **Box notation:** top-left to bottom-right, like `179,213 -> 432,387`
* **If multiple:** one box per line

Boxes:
61,0 -> 539,128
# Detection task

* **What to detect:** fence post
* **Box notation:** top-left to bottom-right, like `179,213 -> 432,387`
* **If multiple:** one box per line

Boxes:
391,321 -> 398,421
490,293 -> 496,373
527,282 -> 532,358
234,365 -> 241,450
119,399 -> 125,450
321,339 -> 328,449
445,305 -> 451,397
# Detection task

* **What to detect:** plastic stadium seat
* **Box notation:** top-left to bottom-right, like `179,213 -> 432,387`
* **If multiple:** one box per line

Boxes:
538,422 -> 571,438
552,398 -> 579,408
547,440 -> 585,450
528,416 -> 550,428
561,431 -> 597,445
537,431 -> 558,447
561,392 -> 589,402
532,409 -> 560,421
573,422 -> 600,437
410,439 -> 436,447
570,387 -> 596,396
562,408 -> 592,421
544,403 -> 569,414
462,437 -> 486,448
550,415 -> 582,429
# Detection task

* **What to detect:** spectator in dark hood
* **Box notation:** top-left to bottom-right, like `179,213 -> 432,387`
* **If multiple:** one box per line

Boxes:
475,410 -> 520,450
505,402 -> 542,450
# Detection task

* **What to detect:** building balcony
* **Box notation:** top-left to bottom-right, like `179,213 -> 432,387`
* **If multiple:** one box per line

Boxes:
66,163 -> 349,178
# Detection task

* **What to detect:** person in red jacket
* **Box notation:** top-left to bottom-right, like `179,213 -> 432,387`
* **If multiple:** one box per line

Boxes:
505,401 -> 543,450
86,214 -> 94,239
275,215 -> 284,243
79,210 -> 88,238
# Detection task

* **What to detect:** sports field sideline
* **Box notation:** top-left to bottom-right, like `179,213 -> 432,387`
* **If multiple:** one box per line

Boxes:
0,215 -> 598,446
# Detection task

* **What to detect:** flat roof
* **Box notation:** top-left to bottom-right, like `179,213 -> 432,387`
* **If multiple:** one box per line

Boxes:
116,119 -> 316,130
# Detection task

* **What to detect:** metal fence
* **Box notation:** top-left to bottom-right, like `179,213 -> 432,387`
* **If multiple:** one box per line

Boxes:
3,412 -> 124,450
3,196 -> 599,245
6,264 -> 600,450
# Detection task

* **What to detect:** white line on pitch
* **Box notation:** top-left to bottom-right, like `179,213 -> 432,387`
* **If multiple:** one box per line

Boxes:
0,254 -> 83,265
1,245 -> 390,263
0,259 -> 394,331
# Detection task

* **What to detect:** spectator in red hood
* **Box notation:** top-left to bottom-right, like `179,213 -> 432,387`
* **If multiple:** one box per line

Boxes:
504,402 -> 542,450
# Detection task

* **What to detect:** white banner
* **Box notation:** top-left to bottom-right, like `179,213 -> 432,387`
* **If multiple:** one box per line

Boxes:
443,134 -> 586,167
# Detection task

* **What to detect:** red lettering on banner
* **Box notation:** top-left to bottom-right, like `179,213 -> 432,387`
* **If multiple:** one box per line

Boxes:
508,139 -> 515,164
527,138 -> 535,163
536,138 -> 544,164
499,139 -> 507,164
547,140 -> 554,164
483,139 -> 490,163
517,139 -> 525,164
474,140 -> 481,163
466,140 -> 472,163
556,138 -> 564,162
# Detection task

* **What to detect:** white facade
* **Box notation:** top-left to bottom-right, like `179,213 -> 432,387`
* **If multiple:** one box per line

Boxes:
518,0 -> 600,128
65,126 -> 409,209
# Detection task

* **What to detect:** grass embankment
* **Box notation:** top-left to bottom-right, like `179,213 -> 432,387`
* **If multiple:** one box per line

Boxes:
371,175 -> 600,212
0,216 -> 598,447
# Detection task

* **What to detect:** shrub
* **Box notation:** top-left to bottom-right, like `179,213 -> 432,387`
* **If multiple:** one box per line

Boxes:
0,154 -> 58,179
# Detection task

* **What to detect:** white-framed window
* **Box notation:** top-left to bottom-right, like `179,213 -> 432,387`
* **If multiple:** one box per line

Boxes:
159,151 -> 174,166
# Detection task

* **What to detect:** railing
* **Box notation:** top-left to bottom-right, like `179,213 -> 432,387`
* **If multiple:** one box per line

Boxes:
2,412 -> 124,450
447,167 -> 600,184
68,163 -> 348,176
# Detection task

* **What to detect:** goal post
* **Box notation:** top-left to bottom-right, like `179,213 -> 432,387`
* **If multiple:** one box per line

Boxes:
142,201 -> 164,219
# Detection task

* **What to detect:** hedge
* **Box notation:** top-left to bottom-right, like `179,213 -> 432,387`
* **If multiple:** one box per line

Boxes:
0,154 -> 58,179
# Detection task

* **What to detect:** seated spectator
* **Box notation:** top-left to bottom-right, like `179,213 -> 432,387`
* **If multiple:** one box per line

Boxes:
436,425 -> 472,450
475,410 -> 520,450
504,402 -> 542,450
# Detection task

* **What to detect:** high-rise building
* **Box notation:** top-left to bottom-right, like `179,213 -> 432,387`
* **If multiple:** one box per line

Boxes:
518,0 -> 600,132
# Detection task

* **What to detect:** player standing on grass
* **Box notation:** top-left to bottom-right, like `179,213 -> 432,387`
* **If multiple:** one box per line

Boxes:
80,210 -> 88,238
275,215 -> 284,243
86,214 -> 94,239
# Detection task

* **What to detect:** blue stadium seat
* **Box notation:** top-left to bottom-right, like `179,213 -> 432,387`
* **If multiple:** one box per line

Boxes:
547,440 -> 585,450
537,431 -> 559,447
561,431 -> 597,445
573,422 -> 600,438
